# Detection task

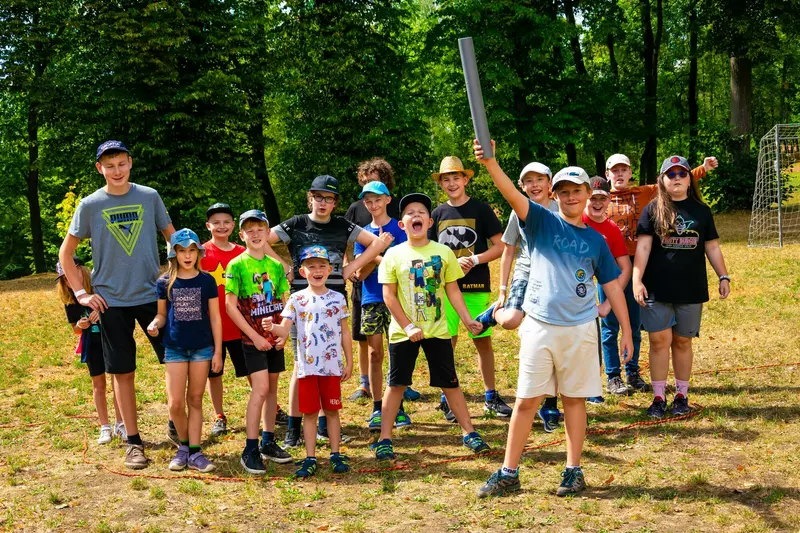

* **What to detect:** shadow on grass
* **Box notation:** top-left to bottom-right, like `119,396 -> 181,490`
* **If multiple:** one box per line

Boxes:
691,385 -> 800,397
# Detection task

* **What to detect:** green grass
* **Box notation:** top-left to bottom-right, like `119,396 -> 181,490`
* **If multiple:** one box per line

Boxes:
1,212 -> 800,531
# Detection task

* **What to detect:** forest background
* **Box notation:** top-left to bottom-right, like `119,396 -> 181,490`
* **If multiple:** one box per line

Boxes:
1,0 -> 799,279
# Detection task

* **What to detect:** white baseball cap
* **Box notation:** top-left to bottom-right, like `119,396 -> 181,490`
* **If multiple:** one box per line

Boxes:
552,167 -> 591,188
519,162 -> 552,180
606,153 -> 631,169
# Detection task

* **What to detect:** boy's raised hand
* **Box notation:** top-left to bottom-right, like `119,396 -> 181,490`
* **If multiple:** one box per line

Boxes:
473,139 -> 497,165
703,156 -> 719,171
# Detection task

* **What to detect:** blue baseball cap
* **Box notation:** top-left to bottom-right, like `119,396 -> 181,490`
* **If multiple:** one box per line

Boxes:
299,245 -> 330,263
168,228 -> 205,259
660,155 -> 692,174
238,209 -> 269,227
359,181 -> 391,199
96,140 -> 129,161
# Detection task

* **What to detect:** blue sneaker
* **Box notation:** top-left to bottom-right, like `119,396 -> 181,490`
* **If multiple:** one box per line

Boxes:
372,439 -> 395,460
474,303 -> 498,334
403,386 -> 422,401
586,396 -> 605,404
295,457 -> 318,478
368,410 -> 382,432
477,469 -> 521,498
330,452 -> 350,474
537,407 -> 561,433
463,432 -> 490,453
395,409 -> 412,429
556,467 -> 586,496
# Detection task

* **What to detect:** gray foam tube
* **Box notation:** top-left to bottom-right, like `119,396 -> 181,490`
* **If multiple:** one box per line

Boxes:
458,37 -> 493,159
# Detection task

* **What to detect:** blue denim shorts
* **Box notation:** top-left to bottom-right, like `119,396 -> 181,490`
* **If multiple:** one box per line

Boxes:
164,345 -> 214,364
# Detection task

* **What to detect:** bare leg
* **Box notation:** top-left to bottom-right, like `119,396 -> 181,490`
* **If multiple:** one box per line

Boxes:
450,335 -> 458,351
367,334 -> 384,401
324,409 -> 341,454
165,363 -> 189,441
207,375 -> 224,417
671,335 -> 694,381
262,372 -> 280,433
358,340 -> 369,386
379,386 -> 405,441
647,329 -> 673,382
561,396 -> 586,466
473,336 -> 497,391
303,412 -> 318,458
288,367 -> 300,417
186,361 -> 210,447
442,387 -> 475,435
110,375 -> 122,423
246,370 -> 269,439
501,396 -> 543,470
91,374 -> 110,426
113,372 -> 138,435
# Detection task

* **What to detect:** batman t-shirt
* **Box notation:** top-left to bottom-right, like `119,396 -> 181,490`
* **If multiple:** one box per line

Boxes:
429,198 -> 503,293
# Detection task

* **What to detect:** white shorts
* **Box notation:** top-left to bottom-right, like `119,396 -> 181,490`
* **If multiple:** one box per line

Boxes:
516,316 -> 602,399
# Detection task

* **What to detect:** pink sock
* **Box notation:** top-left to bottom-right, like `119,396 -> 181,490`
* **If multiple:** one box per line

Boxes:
675,379 -> 689,398
652,380 -> 666,400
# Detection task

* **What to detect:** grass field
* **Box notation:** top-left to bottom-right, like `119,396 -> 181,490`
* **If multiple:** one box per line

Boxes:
2,211 -> 800,533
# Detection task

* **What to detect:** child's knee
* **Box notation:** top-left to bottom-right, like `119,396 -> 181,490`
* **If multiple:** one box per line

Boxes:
187,391 -> 204,408
515,397 -> 540,412
368,349 -> 384,365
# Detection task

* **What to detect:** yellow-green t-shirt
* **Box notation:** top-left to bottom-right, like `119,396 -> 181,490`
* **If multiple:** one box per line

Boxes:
378,241 -> 463,343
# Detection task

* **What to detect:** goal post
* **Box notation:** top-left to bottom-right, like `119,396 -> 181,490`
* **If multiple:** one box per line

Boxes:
748,124 -> 800,247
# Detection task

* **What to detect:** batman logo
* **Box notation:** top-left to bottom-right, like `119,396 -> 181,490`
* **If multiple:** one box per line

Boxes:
438,226 -> 477,250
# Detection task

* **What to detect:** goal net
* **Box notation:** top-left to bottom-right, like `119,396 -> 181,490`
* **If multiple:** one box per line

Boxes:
748,124 -> 800,247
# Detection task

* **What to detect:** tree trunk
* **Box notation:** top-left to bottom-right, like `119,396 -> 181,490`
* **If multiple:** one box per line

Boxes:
729,54 -> 752,166
249,98 -> 281,225
26,100 -> 46,273
607,33 -> 619,78
639,0 -> 662,184
566,143 -> 577,166
595,151 -> 606,177
564,0 -> 587,76
513,87 -> 534,165
688,0 -> 699,164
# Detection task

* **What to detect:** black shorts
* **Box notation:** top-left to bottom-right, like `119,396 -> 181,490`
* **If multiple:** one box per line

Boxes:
388,338 -> 459,389
208,339 -> 248,378
242,343 -> 286,375
350,282 -> 366,342
85,335 -> 106,377
99,302 -> 166,375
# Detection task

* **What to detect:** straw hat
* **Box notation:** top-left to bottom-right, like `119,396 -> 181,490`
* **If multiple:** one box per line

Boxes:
431,156 -> 475,181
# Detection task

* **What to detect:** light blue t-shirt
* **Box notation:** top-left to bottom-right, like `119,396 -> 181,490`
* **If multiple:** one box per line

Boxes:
353,218 -> 407,305
520,200 -> 620,326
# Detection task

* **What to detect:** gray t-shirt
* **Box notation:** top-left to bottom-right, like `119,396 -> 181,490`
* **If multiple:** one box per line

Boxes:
68,183 -> 171,307
502,200 -> 558,282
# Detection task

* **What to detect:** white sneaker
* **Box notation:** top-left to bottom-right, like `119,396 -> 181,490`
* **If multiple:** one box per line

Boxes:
114,421 -> 128,442
98,424 -> 113,445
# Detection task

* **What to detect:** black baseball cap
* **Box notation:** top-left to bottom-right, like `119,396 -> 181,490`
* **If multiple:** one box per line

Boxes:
589,176 -> 611,197
309,175 -> 340,195
399,193 -> 432,216
96,140 -> 129,161
206,202 -> 233,220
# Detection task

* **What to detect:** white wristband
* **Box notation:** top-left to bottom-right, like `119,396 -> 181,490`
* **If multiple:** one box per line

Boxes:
74,289 -> 87,298
403,323 -> 417,334
499,285 -> 507,292
470,254 -> 480,266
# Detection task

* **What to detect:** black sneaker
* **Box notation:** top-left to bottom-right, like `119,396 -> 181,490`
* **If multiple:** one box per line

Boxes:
275,408 -> 289,426
670,394 -> 691,416
556,467 -> 586,496
283,426 -> 303,448
477,469 -> 521,498
260,439 -> 293,464
646,397 -> 668,419
484,395 -> 513,418
627,373 -> 652,392
438,400 -> 457,423
240,447 -> 266,475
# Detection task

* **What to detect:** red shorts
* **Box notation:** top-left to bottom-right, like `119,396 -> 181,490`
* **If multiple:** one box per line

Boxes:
298,375 -> 343,414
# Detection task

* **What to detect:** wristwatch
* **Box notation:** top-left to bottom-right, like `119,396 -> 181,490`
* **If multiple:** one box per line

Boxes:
719,275 -> 731,283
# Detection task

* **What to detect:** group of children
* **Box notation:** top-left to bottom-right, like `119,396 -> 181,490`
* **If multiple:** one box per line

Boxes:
57,138 -> 729,495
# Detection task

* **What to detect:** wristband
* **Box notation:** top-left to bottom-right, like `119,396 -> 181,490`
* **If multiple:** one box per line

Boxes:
470,254 -> 480,266
74,289 -> 87,298
499,285 -> 508,292
403,323 -> 417,334
719,275 -> 731,283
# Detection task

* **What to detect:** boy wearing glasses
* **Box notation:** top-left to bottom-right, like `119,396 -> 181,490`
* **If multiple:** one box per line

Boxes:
268,175 -> 393,446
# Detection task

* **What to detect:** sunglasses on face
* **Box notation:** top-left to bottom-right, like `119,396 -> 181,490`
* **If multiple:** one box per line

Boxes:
666,170 -> 689,179
312,194 -> 336,204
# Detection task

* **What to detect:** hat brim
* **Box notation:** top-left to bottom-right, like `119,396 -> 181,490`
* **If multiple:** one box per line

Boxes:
590,190 -> 611,198
661,164 -> 692,175
168,240 -> 205,259
431,169 -> 474,181
308,187 -> 340,194
553,177 -> 590,188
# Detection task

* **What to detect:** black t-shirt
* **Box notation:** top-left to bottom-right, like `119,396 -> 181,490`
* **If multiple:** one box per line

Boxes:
273,214 -> 363,295
637,198 -> 719,304
345,197 -> 400,227
429,198 -> 503,293
65,302 -> 102,344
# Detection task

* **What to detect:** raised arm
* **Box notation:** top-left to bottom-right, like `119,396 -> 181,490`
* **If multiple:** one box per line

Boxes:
473,140 -> 530,222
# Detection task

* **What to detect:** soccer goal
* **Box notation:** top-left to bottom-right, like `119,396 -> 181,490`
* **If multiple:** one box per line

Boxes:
748,124 -> 800,247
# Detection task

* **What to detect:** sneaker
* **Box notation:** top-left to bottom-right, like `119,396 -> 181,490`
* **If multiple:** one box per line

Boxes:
670,394 -> 691,416
114,421 -> 127,442
124,444 -> 148,470
260,439 -> 293,464
556,467 -> 586,497
537,407 -> 561,433
210,416 -> 227,438
316,426 -> 329,442
98,424 -> 113,445
275,408 -> 289,426
368,410 -> 382,432
283,427 -> 303,448
627,373 -> 652,392
586,396 -> 605,404
167,423 -> 180,447
484,395 -> 513,417
474,303 -> 498,334
295,457 -> 318,478
348,387 -> 371,401
188,451 -> 216,473
403,386 -> 422,401
463,432 -> 490,454
606,375 -> 629,396
169,445 -> 190,471
477,469 -> 521,498
240,447 -> 266,475
373,439 -> 395,460
646,397 -> 668,419
395,409 -> 412,429
330,453 -> 350,474
438,400 -> 457,423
